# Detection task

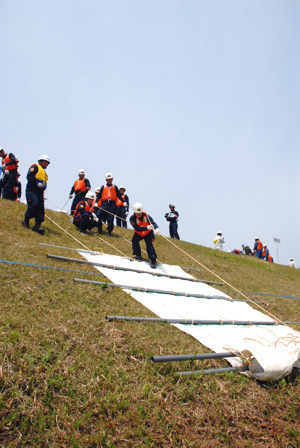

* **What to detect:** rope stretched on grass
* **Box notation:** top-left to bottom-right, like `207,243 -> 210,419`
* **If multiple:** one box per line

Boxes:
159,233 -> 300,335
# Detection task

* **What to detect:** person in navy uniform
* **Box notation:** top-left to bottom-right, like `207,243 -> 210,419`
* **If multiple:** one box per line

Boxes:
253,237 -> 263,258
69,169 -> 91,215
0,147 -> 19,200
73,191 -> 100,234
95,173 -> 127,236
116,186 -> 129,228
165,203 -> 180,239
22,155 -> 50,234
130,202 -> 160,269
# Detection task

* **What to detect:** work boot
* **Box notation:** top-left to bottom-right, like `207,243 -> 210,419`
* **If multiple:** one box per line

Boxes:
21,219 -> 30,229
78,229 -> 86,234
150,259 -> 157,269
107,231 -> 112,237
32,225 -> 45,235
134,255 -> 144,261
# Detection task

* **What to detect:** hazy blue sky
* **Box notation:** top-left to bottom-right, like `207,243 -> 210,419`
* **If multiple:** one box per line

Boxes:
1,0 -> 299,267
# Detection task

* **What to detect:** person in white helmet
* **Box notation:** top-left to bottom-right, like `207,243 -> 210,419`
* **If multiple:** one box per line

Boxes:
0,147 -> 19,200
214,231 -> 225,251
288,258 -> 296,268
69,169 -> 91,215
130,202 -> 160,269
22,155 -> 50,234
164,203 -> 180,239
73,191 -> 100,234
116,186 -> 129,228
95,173 -> 127,236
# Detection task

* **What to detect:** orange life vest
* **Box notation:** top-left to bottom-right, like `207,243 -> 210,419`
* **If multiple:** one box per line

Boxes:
135,213 -> 151,237
2,154 -> 18,171
116,194 -> 126,207
257,240 -> 263,250
74,179 -> 87,192
268,255 -> 273,262
74,201 -> 93,222
101,185 -> 117,202
93,197 -> 102,207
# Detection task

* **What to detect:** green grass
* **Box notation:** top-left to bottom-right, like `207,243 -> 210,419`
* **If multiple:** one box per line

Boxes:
0,200 -> 299,447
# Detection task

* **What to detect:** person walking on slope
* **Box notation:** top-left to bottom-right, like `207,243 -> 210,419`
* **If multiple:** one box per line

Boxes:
116,186 -> 129,228
69,169 -> 91,215
214,231 -> 225,251
95,173 -> 127,236
0,147 -> 19,200
22,155 -> 50,235
73,191 -> 100,234
253,237 -> 263,258
130,202 -> 160,269
165,203 -> 180,239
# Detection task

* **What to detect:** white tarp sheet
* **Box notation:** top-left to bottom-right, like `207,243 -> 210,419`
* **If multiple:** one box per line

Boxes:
79,252 -> 300,381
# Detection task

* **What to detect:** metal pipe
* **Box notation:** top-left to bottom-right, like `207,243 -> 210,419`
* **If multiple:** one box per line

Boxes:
73,277 -> 234,301
106,315 -> 288,326
47,253 -> 223,286
151,351 -> 239,363
41,243 -> 101,255
0,259 -> 107,278
175,365 -> 249,376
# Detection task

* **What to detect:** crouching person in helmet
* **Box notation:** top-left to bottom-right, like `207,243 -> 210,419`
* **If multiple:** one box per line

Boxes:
130,203 -> 160,269
73,191 -> 100,234
22,155 -> 50,235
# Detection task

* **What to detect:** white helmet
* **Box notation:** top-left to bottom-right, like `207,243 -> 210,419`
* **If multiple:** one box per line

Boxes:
133,202 -> 143,213
255,236 -> 259,240
0,147 -> 4,153
85,191 -> 95,200
78,169 -> 85,175
120,186 -> 126,190
169,203 -> 175,208
217,231 -> 222,235
263,243 -> 267,247
95,186 -> 101,193
105,172 -> 113,180
38,154 -> 50,163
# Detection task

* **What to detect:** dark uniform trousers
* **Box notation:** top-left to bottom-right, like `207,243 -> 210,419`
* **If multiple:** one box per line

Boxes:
25,190 -> 45,225
169,222 -> 180,239
132,231 -> 157,260
116,206 -> 127,228
96,201 -> 116,233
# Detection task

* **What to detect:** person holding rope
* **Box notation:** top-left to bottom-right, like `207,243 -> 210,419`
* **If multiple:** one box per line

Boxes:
73,191 -> 100,234
94,173 -> 127,237
69,169 -> 91,215
130,202 -> 160,269
116,186 -> 129,228
22,155 -> 50,235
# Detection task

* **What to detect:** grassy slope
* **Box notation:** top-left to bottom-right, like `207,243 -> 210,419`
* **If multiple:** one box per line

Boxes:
0,200 -> 299,448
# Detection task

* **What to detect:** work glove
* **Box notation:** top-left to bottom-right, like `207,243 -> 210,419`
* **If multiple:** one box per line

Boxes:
123,202 -> 128,207
93,203 -> 99,208
4,170 -> 9,175
155,228 -> 160,235
37,182 -> 44,189
92,213 -> 99,222
69,194 -> 73,199
125,212 -> 129,217
147,224 -> 154,230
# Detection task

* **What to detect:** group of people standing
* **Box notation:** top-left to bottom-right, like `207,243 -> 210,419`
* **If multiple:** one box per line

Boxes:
0,148 -> 22,202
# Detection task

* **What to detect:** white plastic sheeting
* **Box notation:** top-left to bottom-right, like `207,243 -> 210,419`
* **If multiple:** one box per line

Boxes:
79,252 -> 300,381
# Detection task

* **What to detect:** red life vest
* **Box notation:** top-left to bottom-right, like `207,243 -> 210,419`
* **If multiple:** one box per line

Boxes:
116,194 -> 126,207
257,240 -> 263,250
74,179 -> 86,192
134,213 -> 151,237
268,255 -> 273,262
262,250 -> 266,257
74,201 -> 93,222
101,185 -> 117,202
2,154 -> 18,171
